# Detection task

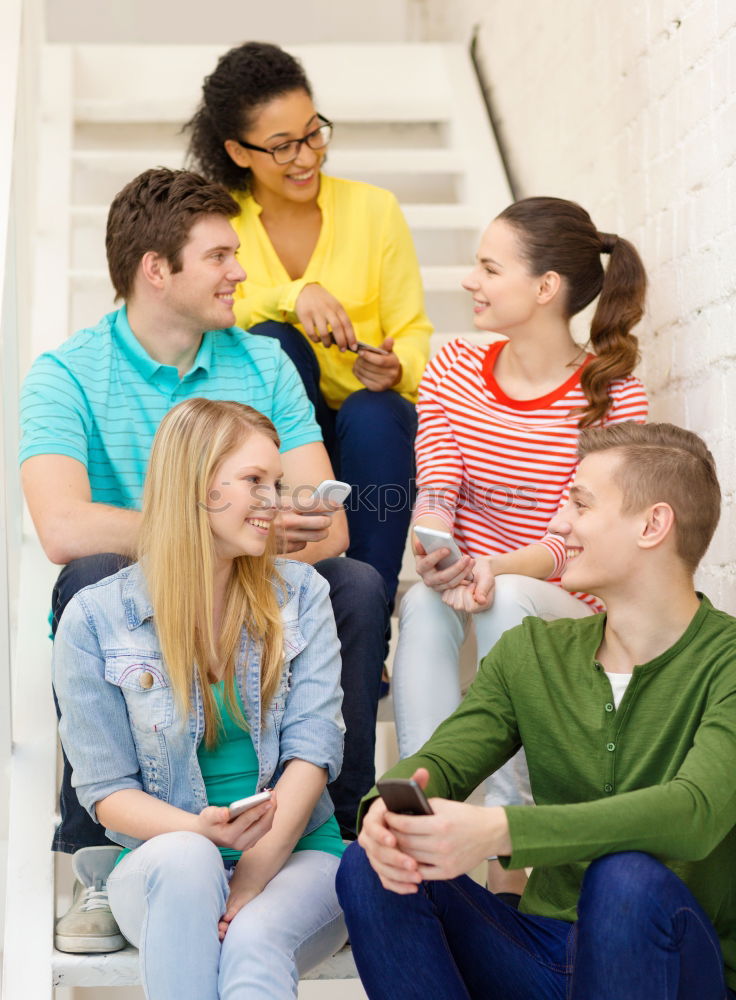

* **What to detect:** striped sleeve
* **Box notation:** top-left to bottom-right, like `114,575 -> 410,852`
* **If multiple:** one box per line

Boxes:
412,342 -> 468,529
19,354 -> 91,467
603,375 -> 649,425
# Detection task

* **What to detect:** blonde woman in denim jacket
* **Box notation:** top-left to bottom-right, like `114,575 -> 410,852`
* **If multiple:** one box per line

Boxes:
53,398 -> 347,999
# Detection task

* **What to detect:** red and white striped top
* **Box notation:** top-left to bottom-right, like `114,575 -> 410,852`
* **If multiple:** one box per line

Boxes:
413,338 -> 648,610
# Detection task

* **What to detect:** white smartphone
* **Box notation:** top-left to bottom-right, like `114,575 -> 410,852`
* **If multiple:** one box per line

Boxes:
413,525 -> 464,571
228,789 -> 272,819
308,479 -> 351,505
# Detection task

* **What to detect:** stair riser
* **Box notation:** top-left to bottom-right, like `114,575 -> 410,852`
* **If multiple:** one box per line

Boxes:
69,282 -> 474,336
72,217 -> 481,272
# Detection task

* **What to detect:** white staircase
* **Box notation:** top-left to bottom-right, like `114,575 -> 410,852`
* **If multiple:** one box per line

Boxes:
32,42 -> 511,359
9,40 -> 512,997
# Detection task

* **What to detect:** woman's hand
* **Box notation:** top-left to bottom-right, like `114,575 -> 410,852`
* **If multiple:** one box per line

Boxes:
414,534 -> 475,593
195,794 -> 276,852
353,337 -> 403,392
295,283 -> 356,351
218,863 -> 265,940
441,557 -> 495,613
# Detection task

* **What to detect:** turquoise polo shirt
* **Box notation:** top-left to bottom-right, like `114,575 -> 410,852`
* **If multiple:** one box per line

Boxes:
19,307 -> 321,508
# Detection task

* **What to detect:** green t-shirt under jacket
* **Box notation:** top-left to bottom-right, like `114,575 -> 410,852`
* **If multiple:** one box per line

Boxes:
366,595 -> 736,988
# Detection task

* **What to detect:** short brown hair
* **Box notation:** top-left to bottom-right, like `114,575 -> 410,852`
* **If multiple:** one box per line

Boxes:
106,168 -> 240,300
577,422 -> 721,572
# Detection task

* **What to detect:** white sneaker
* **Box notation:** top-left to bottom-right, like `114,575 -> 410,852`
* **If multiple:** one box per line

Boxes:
54,846 -> 126,953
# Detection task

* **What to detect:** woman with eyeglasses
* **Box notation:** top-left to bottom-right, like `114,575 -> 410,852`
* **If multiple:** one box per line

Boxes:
186,42 -> 432,612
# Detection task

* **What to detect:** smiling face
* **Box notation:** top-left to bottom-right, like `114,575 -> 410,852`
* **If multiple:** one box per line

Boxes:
461,219 -> 554,333
549,451 -> 645,600
228,88 -> 325,206
163,214 -> 246,332
206,431 -> 283,564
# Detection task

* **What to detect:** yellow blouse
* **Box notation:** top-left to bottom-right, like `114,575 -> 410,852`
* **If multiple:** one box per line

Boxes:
232,174 -> 432,409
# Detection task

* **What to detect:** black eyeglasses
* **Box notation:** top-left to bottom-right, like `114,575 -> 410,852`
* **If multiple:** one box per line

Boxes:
236,114 -> 334,165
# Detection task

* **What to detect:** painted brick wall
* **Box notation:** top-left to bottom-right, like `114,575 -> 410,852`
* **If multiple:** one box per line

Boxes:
419,0 -> 736,607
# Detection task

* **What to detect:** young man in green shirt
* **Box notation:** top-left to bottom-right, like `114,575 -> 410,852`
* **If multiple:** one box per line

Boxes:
337,421 -> 736,999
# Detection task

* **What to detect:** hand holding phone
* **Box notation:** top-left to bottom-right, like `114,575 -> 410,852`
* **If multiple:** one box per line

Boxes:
413,526 -> 464,571
377,778 -> 434,816
228,789 -> 272,819
308,479 -> 351,506
347,341 -> 390,356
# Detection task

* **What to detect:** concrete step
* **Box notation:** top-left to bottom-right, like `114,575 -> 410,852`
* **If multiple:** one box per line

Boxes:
70,200 -> 481,228
71,215 -> 478,274
71,148 -> 469,207
67,264 -> 468,290
72,164 -> 461,209
74,119 -> 447,152
53,942 -> 358,987
67,265 -> 474,335
70,43 -> 457,124
71,148 -> 468,173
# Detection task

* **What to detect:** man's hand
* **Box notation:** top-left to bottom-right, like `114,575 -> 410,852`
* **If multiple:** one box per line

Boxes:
360,768 -> 513,892
414,536 -> 475,593
195,794 -> 276,852
388,798 -> 511,882
274,493 -> 343,554
353,337 -> 403,392
441,557 -> 495,613
358,770 -> 427,895
295,283 -> 356,351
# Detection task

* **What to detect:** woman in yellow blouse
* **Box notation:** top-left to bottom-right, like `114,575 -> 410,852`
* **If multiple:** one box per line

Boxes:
187,41 -> 432,608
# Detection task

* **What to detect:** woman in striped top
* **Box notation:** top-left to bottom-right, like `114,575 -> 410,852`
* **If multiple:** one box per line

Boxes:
391,196 -> 648,895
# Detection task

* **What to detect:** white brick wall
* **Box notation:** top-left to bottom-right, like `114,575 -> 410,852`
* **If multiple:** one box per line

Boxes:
419,0 -> 736,608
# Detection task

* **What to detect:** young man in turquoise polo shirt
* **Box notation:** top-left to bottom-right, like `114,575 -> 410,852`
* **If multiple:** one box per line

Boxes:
337,422 -> 736,999
20,168 -> 389,952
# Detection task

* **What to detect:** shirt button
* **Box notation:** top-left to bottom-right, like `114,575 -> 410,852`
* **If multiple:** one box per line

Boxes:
604,783 -> 613,793
605,703 -> 614,712
606,742 -> 616,752
139,671 -> 154,689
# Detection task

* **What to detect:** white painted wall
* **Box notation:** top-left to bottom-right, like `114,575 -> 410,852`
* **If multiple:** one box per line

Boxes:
419,0 -> 736,609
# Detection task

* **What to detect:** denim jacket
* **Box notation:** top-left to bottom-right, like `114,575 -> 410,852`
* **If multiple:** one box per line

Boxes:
53,560 -> 345,850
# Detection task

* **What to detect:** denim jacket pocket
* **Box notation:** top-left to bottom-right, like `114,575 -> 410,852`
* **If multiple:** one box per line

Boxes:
104,652 -> 174,734
282,620 -> 307,663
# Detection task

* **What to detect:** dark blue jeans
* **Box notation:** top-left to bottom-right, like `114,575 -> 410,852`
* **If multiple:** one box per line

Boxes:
252,321 -> 417,609
51,553 -> 388,852
337,844 -> 735,1000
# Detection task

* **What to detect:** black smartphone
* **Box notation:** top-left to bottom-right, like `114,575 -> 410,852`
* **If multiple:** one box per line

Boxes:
377,778 -> 433,816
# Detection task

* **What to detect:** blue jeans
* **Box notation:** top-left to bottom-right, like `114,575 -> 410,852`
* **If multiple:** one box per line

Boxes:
107,832 -> 346,999
252,321 -> 417,608
51,553 -> 388,852
337,844 -> 735,999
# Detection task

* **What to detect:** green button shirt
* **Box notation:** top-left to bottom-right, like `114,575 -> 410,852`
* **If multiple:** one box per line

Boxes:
364,596 -> 736,988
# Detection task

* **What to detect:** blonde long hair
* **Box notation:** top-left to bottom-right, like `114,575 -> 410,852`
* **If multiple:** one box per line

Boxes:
139,398 -> 284,746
